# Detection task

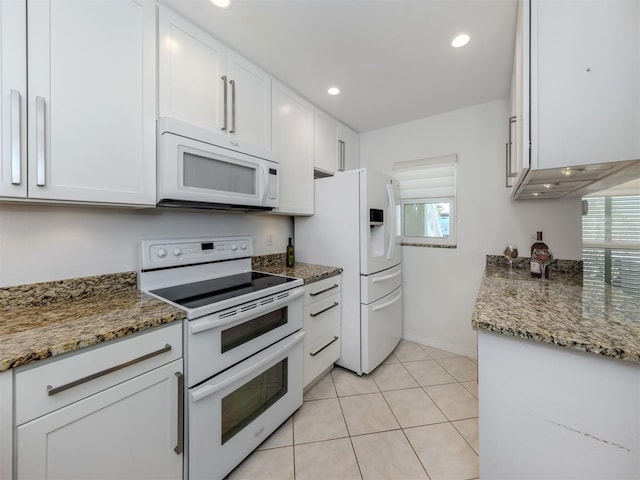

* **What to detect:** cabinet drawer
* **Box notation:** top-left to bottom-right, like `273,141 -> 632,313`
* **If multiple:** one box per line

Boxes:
304,332 -> 340,388
304,276 -> 341,305
361,265 -> 401,304
15,323 -> 182,425
303,294 -> 340,345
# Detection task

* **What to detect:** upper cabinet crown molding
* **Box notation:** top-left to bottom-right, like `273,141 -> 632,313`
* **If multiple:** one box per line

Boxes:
158,5 -> 272,151
0,0 -> 157,205
510,0 -> 640,200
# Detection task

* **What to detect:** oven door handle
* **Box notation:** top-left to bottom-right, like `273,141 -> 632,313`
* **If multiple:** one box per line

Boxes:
190,330 -> 305,403
189,287 -> 304,335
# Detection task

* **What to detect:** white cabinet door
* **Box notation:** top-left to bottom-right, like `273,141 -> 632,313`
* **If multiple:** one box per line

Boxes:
158,5 -> 226,133
26,0 -> 156,205
16,359 -> 183,480
0,0 -> 27,198
158,7 -> 271,151
272,80 -> 314,215
226,50 -> 272,150
314,109 -> 340,174
338,123 -> 359,171
533,0 -> 639,169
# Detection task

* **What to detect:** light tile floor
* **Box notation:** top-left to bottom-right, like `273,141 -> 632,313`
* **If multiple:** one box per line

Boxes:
227,340 -> 479,480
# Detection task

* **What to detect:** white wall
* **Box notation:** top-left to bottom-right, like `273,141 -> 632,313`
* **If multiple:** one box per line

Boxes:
360,98 -> 582,357
0,204 -> 291,287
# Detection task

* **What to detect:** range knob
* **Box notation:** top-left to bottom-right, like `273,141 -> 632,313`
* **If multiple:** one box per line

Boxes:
240,241 -> 248,250
173,247 -> 183,257
156,248 -> 167,258
231,243 -> 238,251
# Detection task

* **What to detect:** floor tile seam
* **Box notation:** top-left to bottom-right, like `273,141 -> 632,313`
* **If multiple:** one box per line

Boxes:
398,358 -> 465,386
418,383 -> 460,423
292,433 -> 351,446
346,434 -> 365,480
370,361 -> 413,391
347,426 -> 404,439
397,420 -> 434,480
431,357 -> 478,383
450,420 -> 480,456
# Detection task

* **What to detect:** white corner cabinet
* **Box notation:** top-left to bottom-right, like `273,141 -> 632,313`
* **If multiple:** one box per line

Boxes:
158,5 -> 272,151
303,276 -> 342,388
271,81 -> 315,216
314,109 -> 359,175
13,323 -> 183,480
0,0 -> 156,205
510,0 -> 640,197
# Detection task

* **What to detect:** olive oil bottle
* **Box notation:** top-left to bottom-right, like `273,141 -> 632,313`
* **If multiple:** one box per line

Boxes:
286,237 -> 295,267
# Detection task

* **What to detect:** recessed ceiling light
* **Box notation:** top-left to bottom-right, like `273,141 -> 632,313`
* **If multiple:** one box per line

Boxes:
328,87 -> 340,95
210,0 -> 231,8
451,33 -> 470,48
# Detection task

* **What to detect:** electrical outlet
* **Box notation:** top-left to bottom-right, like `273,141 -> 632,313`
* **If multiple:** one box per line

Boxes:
266,233 -> 273,246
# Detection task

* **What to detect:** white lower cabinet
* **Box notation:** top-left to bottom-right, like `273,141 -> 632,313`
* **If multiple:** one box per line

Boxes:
303,276 -> 341,388
14,323 -> 183,480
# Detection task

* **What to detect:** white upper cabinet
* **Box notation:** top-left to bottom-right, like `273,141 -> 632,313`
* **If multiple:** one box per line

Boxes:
532,0 -> 639,170
271,81 -> 314,215
338,124 -> 360,171
158,6 -> 272,151
314,109 -> 340,174
0,0 -> 27,198
314,109 -> 359,174
24,0 -> 156,205
1,0 -> 156,205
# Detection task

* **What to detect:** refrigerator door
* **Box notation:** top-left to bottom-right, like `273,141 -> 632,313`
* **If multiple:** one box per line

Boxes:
360,170 -> 402,275
361,264 -> 402,305
361,286 -> 402,374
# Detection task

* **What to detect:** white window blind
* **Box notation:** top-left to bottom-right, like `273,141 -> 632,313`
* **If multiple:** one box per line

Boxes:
582,195 -> 640,297
393,154 -> 457,199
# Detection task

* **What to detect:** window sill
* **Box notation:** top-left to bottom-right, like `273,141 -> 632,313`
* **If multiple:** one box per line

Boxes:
401,242 -> 457,249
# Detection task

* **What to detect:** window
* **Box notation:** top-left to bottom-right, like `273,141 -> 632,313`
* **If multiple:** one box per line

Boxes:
582,195 -> 640,297
393,154 -> 457,246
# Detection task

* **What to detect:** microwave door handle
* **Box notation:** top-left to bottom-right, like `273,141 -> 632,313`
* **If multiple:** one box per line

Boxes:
261,162 -> 270,202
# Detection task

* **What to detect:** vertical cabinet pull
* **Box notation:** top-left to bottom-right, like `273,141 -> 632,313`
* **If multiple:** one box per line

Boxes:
338,140 -> 346,171
229,79 -> 236,134
174,371 -> 184,455
505,115 -> 517,186
10,90 -> 21,185
221,75 -> 228,131
36,96 -> 46,186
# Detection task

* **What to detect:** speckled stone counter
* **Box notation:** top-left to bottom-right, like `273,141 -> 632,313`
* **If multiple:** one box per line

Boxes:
472,257 -> 640,363
0,272 -> 185,372
252,254 -> 342,284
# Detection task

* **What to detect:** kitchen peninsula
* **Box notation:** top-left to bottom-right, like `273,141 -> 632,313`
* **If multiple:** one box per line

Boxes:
473,257 -> 640,479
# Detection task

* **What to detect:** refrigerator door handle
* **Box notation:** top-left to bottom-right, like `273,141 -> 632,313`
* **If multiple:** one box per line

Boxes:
385,183 -> 396,260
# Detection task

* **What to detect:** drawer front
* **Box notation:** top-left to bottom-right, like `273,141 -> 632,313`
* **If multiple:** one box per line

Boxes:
304,332 -> 340,388
304,276 -> 341,305
361,265 -> 401,304
15,322 -> 182,425
303,294 -> 340,345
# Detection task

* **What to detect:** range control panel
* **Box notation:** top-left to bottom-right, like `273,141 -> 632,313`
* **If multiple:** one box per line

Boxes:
140,236 -> 254,270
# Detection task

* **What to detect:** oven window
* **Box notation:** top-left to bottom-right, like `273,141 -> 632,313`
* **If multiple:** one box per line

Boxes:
183,152 -> 256,195
221,359 -> 288,444
221,307 -> 288,353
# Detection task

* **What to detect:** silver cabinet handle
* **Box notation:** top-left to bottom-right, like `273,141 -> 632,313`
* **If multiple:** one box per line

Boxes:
506,115 -> 517,186
310,302 -> 339,318
36,96 -> 46,186
221,75 -> 228,131
174,371 -> 184,455
229,79 -> 236,134
338,140 -> 346,171
310,336 -> 339,357
46,344 -> 172,396
10,90 -> 21,184
309,283 -> 339,297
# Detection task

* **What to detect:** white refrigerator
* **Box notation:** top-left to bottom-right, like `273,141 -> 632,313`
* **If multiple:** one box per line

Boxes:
296,168 -> 402,375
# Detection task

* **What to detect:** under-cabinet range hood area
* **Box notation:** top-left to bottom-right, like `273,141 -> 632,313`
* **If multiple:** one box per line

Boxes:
512,159 -> 640,200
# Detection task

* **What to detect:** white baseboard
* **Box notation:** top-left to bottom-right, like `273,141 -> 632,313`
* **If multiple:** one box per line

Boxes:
402,332 -> 477,360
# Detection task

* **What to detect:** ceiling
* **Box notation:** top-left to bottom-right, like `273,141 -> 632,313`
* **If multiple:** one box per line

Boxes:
160,0 -> 519,133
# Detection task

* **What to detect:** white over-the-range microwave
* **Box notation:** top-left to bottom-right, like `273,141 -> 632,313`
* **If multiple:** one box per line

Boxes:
157,117 -> 279,211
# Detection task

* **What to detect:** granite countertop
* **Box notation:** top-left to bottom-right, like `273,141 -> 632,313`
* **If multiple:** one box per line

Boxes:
472,258 -> 640,363
252,254 -> 342,284
0,273 -> 185,372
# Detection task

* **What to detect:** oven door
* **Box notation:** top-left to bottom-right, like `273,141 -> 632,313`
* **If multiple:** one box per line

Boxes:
188,330 -> 304,480
187,287 -> 304,386
158,132 -> 278,208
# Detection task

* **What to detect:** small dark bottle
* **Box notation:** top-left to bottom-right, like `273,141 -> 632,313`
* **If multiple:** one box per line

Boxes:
530,231 -> 549,278
286,237 -> 295,267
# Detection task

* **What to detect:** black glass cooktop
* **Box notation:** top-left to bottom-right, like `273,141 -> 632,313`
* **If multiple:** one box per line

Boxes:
151,271 -> 296,309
